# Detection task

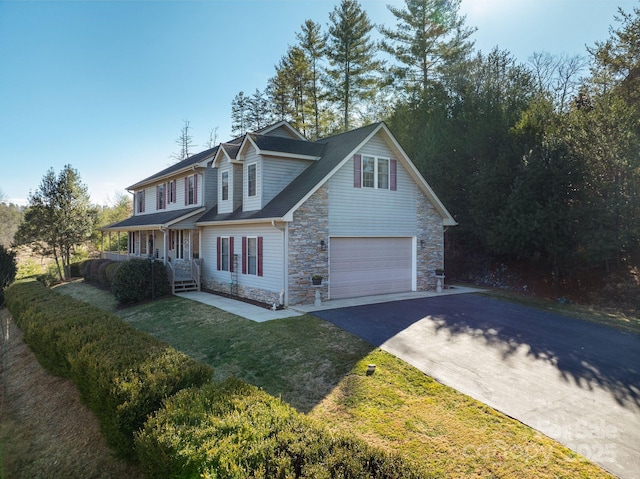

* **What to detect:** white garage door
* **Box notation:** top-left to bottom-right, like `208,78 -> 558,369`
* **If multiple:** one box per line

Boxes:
330,237 -> 413,300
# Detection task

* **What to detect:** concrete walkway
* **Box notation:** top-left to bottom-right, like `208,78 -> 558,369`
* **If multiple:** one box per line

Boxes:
177,286 -> 481,322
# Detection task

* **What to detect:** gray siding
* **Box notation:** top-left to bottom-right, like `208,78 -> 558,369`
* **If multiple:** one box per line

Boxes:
262,157 -> 310,207
328,133 -> 417,236
203,167 -> 218,209
200,223 -> 285,301
233,164 -> 243,211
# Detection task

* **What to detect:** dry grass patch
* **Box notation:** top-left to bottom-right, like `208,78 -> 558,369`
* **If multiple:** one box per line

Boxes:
0,308 -> 142,479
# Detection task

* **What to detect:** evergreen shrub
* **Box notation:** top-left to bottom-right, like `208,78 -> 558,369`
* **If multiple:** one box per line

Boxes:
4,280 -> 213,459
136,378 -> 421,479
112,258 -> 170,304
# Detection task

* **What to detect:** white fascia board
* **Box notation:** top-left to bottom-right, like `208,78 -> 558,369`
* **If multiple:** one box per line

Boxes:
196,217 -> 282,227
260,151 -> 320,161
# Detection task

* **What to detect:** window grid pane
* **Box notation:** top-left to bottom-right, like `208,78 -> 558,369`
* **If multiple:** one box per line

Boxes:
248,165 -> 257,197
362,157 -> 375,188
247,238 -> 257,275
378,159 -> 389,189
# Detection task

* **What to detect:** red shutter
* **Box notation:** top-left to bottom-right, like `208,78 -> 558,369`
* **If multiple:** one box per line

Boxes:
242,237 -> 247,274
216,237 -> 221,270
194,174 -> 198,204
390,159 -> 397,191
184,177 -> 188,205
354,154 -> 362,188
257,236 -> 263,277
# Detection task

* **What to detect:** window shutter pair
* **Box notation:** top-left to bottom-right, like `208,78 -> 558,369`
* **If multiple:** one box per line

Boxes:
183,174 -> 199,205
241,236 -> 264,277
353,154 -> 397,190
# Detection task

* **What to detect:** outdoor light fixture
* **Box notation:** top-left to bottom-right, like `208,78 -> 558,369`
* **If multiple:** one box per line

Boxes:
320,240 -> 326,251
420,239 -> 425,249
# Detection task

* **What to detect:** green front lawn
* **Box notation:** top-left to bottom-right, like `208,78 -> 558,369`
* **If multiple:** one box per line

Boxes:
56,281 -> 614,478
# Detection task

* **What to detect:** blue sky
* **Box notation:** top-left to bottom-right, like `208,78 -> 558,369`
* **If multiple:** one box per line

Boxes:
1,0 -> 636,207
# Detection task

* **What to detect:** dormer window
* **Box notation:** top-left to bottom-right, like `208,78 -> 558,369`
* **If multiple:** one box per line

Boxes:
248,164 -> 257,197
222,171 -> 229,201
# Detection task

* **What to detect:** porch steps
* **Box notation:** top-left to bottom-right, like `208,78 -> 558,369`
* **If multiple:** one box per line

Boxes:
173,279 -> 199,293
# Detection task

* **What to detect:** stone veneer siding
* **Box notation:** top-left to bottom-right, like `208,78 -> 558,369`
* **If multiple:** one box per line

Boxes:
201,277 -> 283,307
416,190 -> 444,290
287,185 -> 329,305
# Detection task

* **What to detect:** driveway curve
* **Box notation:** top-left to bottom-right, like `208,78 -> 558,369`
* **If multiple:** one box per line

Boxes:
313,294 -> 640,479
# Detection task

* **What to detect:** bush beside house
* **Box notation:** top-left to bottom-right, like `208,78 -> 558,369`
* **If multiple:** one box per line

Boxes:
0,244 -> 17,306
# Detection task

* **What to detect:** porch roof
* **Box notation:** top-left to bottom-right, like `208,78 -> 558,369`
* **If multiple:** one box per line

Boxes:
102,207 -> 205,231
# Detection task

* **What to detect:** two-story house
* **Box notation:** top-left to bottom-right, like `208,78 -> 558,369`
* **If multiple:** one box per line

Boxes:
103,121 -> 456,306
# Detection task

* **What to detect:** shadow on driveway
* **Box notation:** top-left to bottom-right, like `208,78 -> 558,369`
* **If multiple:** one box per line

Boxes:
314,294 -> 640,410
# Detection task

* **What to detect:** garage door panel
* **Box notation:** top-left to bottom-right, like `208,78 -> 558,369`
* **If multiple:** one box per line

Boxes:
330,237 -> 413,299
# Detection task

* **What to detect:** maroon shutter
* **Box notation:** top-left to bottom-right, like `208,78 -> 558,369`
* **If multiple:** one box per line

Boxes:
229,237 -> 235,272
194,174 -> 198,204
164,183 -> 168,208
156,186 -> 159,210
184,177 -> 188,205
390,159 -> 397,191
242,237 -> 247,274
353,154 -> 362,188
216,237 -> 221,270
257,236 -> 263,277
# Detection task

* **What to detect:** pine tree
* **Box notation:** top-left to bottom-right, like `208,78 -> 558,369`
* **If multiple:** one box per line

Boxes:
231,91 -> 249,137
247,88 -> 270,131
296,20 -> 327,139
380,0 -> 475,98
326,0 -> 383,131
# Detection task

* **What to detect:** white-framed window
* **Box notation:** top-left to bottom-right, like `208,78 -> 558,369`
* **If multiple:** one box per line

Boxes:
242,236 -> 263,276
362,156 -> 391,190
246,237 -> 257,275
156,184 -> 165,210
136,190 -> 145,213
222,171 -> 229,201
216,236 -> 233,272
167,180 -> 176,203
247,163 -> 257,197
185,174 -> 197,205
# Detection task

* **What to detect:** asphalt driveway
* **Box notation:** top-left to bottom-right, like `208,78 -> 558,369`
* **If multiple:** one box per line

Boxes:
314,294 -> 640,479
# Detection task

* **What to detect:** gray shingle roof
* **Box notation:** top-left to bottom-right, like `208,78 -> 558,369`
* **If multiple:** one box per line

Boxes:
248,133 -> 325,158
196,123 -> 381,224
104,207 -> 204,230
127,147 -> 218,190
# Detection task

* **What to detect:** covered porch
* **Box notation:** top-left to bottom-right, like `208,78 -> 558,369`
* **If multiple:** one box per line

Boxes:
101,207 -> 205,293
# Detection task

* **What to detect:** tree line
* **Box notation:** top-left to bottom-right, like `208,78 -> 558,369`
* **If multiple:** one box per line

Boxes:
231,0 -> 640,279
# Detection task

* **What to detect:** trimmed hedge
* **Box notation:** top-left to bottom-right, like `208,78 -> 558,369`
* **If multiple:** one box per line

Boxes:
136,378 -> 422,479
4,280 -> 213,459
112,258 -> 170,304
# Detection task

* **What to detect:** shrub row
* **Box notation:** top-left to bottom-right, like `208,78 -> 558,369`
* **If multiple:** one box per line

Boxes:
82,258 -> 170,304
136,378 -> 422,479
4,280 -> 213,459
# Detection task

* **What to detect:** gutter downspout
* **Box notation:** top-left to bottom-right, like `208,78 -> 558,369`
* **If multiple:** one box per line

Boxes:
272,220 -> 287,307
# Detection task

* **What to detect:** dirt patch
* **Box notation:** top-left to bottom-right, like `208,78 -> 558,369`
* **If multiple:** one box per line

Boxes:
0,308 -> 143,479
